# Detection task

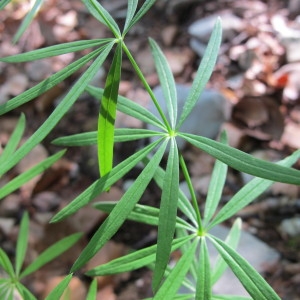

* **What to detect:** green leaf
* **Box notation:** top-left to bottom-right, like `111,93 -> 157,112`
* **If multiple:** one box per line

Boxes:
98,42 -> 122,177
86,85 -> 165,129
93,202 -> 192,230
82,0 -> 121,38
125,0 -> 156,34
86,279 -> 97,300
53,128 -> 161,145
20,233 -> 82,279
180,133 -> 300,185
0,150 -> 66,200
209,235 -> 280,300
15,212 -> 29,277
0,43 -> 113,177
86,235 -> 192,276
211,218 -> 242,285
0,248 -> 15,278
123,0 -> 138,35
212,296 -> 252,300
153,239 -> 198,299
0,280 -> 14,300
0,46 -> 107,116
177,18 -> 222,129
0,113 -> 25,166
44,274 -> 73,300
15,282 -> 37,300
203,132 -> 228,226
153,138 -> 179,291
51,139 -> 162,223
149,38 -> 177,129
208,149 -> 300,229
0,39 -> 111,63
196,238 -> 211,300
151,160 -> 198,228
13,0 -> 44,43
0,0 -> 11,10
71,140 -> 167,272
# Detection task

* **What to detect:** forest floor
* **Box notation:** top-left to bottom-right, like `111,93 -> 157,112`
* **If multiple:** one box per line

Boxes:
1,0 -> 300,299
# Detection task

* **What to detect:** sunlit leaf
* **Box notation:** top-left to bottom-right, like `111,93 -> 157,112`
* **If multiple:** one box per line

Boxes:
45,274 -> 73,300
13,0 -> 44,43
0,43 -> 113,177
98,42 -> 122,177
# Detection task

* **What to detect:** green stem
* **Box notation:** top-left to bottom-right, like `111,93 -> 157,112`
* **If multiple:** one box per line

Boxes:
121,42 -> 172,133
179,153 -> 203,233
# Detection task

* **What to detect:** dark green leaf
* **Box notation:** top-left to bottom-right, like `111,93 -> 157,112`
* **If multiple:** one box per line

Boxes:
180,133 -> 300,185
0,43 -> 113,177
51,140 -> 162,223
15,212 -> 29,277
71,140 -> 167,272
209,235 -> 280,300
20,233 -> 82,278
196,238 -> 211,300
0,150 -> 66,200
153,138 -> 179,291
86,236 -> 192,276
0,39 -> 111,63
153,239 -> 198,299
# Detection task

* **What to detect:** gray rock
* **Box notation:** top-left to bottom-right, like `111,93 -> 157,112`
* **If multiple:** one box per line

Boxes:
147,84 -> 230,150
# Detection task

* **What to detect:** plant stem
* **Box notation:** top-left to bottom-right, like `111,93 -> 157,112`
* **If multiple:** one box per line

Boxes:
121,42 -> 172,133
179,153 -> 203,233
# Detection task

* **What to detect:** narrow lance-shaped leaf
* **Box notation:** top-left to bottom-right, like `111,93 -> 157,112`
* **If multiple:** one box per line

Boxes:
153,138 -> 179,292
0,39 -> 111,63
20,233 -> 82,279
0,113 -> 25,166
86,279 -> 97,300
208,149 -> 300,229
86,85 -> 165,129
203,131 -> 228,226
124,0 -> 156,35
211,218 -> 242,284
82,0 -> 121,37
52,128 -> 163,146
0,0 -> 11,10
0,46 -> 107,116
45,274 -> 73,300
0,248 -> 15,278
180,133 -> 300,185
153,239 -> 198,300
0,150 -> 66,200
15,283 -> 36,300
13,0 -> 44,43
196,238 -> 211,300
123,0 -> 138,35
15,212 -> 29,277
51,140 -> 162,223
98,42 -> 122,177
86,236 -> 192,277
149,38 -> 177,129
0,43 -> 113,177
177,18 -> 222,129
71,140 -> 167,272
209,235 -> 280,300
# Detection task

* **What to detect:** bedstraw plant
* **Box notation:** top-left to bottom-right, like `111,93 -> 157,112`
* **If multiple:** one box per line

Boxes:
1,1 -> 300,299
